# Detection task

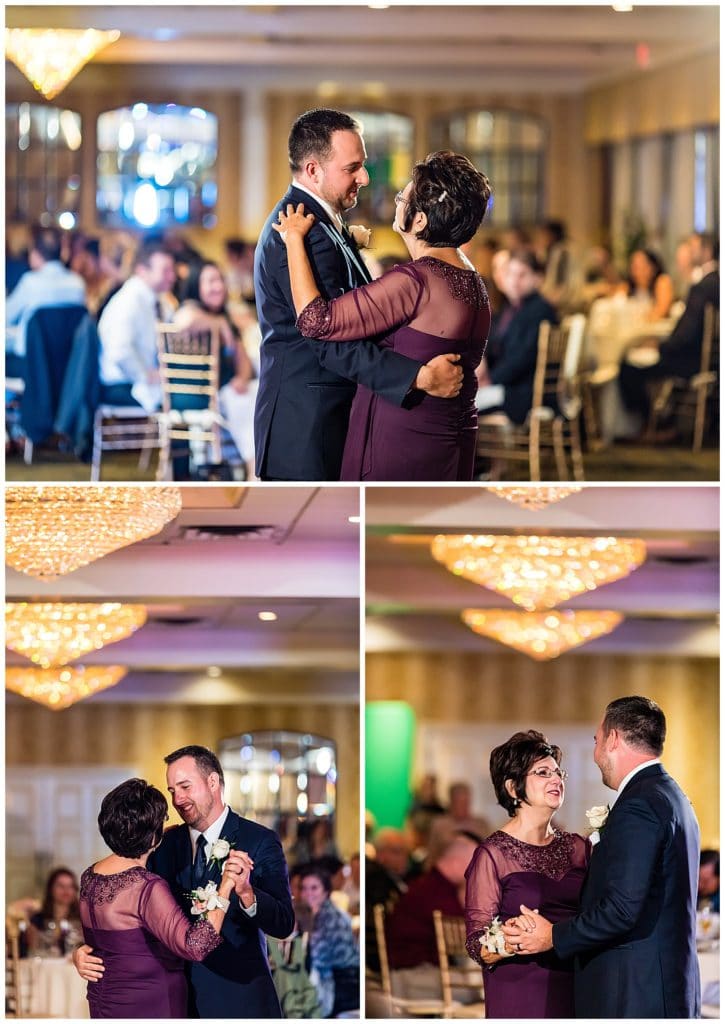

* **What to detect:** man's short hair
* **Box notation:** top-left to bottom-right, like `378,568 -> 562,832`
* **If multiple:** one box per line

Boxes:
164,744 -> 224,786
134,240 -> 173,269
602,696 -> 666,757
288,108 -> 361,173
31,225 -> 62,263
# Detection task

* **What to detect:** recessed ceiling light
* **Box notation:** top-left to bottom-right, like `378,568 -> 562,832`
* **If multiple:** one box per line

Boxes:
258,611 -> 278,622
612,3 -> 633,11
348,515 -> 361,524
207,666 -> 222,678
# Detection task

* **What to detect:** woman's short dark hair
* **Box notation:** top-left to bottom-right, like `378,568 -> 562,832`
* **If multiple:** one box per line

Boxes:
400,151 -> 491,248
299,866 -> 332,895
490,730 -> 562,817
98,778 -> 168,858
40,867 -> 79,922
288,108 -> 361,172
602,696 -> 666,756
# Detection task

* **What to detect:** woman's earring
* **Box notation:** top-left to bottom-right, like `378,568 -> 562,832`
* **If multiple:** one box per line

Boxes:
513,797 -> 520,808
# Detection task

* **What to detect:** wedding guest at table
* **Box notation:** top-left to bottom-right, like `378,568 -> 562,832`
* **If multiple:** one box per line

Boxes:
70,237 -> 116,316
428,782 -> 490,863
366,828 -> 412,973
619,247 -> 674,323
535,219 -> 581,309
409,773 -> 447,818
5,225 -> 86,376
386,832 -> 481,1003
340,852 -> 361,916
579,244 -> 621,306
98,240 -> 176,412
224,238 -> 257,305
698,850 -> 720,913
300,866 -> 359,1017
6,222 -> 31,294
174,259 -> 259,478
27,867 -> 84,956
289,818 -> 340,866
689,232 -> 718,284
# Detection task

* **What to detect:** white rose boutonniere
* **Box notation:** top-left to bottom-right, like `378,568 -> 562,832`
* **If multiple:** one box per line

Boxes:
348,224 -> 371,249
209,837 -> 233,869
585,804 -> 610,845
479,916 -> 515,957
189,881 -> 227,917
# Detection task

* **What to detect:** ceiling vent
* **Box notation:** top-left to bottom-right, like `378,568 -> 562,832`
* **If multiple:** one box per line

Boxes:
177,525 -> 279,541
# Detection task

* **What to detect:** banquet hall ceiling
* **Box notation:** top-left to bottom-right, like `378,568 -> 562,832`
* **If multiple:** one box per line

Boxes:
5,486 -> 360,704
366,486 -> 719,658
6,4 -> 719,93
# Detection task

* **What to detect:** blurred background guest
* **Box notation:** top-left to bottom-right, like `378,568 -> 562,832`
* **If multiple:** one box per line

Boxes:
223,237 -> 257,305
27,867 -> 83,956
428,782 -> 490,863
300,866 -> 359,1017
698,849 -> 719,913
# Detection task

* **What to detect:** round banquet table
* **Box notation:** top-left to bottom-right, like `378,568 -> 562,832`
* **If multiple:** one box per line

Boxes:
18,955 -> 89,1018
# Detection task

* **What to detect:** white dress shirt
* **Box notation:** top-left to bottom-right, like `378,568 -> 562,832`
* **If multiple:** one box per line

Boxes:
6,261 -> 86,356
610,758 -> 662,808
98,274 -> 161,411
189,805 -> 256,917
291,179 -> 344,233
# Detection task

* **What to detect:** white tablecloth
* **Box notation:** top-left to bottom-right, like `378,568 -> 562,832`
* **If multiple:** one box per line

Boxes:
18,956 -> 90,1018
699,945 -> 720,1018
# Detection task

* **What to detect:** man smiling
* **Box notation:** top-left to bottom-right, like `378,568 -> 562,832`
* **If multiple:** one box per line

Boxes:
253,107 -> 464,480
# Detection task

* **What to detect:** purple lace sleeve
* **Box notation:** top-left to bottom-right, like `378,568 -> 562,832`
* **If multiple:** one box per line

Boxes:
139,876 -> 223,962
464,844 -> 501,966
296,266 -> 426,341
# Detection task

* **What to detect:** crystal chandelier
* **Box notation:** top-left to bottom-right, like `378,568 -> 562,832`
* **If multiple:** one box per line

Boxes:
5,665 -> 127,710
431,534 -> 647,610
5,28 -> 120,100
487,487 -> 583,510
462,608 -> 624,660
6,486 -> 182,580
5,603 -> 147,668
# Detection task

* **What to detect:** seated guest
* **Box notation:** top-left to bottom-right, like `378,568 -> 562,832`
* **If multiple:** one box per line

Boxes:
98,241 -> 176,411
698,849 -> 720,913
428,782 -> 490,863
174,260 -> 258,479
619,247 -> 674,323
535,218 -> 581,308
476,249 -> 558,424
366,828 -> 412,973
689,231 -> 719,284
223,237 -> 257,304
70,237 -> 117,315
300,866 -> 359,1017
27,866 -> 83,956
618,243 -> 719,430
6,225 -> 86,376
386,832 -> 480,1003
580,244 -> 621,306
340,852 -> 361,916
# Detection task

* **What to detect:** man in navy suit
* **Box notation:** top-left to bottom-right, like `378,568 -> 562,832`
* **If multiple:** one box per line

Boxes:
504,696 -> 701,1018
74,745 -> 294,1018
253,108 -> 464,480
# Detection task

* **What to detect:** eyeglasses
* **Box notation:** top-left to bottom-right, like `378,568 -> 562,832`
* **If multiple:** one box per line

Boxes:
527,767 -> 568,781
394,191 -> 407,205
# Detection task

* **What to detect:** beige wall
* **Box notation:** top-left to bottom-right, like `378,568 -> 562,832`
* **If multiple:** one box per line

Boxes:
584,50 -> 719,143
6,700 -> 360,857
366,652 -> 719,846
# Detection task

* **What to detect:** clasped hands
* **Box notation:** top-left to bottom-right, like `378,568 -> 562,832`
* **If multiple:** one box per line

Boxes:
501,905 -> 554,955
221,849 -> 255,906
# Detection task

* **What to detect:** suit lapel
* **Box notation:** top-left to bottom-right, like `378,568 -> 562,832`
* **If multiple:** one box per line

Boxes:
201,809 -> 242,885
287,186 -> 372,289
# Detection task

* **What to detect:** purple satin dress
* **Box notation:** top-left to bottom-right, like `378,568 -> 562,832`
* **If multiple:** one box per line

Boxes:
79,866 -> 222,1019
465,831 -> 590,1019
297,257 -> 490,481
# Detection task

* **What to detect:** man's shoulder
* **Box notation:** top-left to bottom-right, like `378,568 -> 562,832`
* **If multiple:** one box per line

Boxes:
226,809 -> 280,843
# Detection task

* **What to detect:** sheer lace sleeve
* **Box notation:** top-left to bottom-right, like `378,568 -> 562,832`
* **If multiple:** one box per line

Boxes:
296,265 -> 426,341
464,844 -> 503,966
138,875 -> 222,962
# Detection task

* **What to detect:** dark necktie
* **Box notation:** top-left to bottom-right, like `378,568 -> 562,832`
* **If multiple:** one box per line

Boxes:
193,834 -> 207,885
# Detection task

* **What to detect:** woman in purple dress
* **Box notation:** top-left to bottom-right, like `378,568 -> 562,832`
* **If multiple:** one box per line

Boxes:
79,778 -> 235,1018
274,151 -> 492,481
465,731 -> 590,1019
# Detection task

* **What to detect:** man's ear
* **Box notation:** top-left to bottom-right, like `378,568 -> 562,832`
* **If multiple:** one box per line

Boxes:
302,157 -> 321,185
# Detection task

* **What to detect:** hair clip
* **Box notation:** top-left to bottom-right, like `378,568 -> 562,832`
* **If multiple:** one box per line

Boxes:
437,190 -> 449,203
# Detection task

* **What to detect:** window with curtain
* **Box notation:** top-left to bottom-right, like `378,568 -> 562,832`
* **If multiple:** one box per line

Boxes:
5,102 -> 82,227
429,108 -> 546,227
96,103 -> 218,230
348,109 -> 414,224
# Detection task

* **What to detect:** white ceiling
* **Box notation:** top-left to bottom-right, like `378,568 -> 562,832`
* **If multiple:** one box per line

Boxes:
5,485 -> 361,704
366,485 -> 719,657
5,4 -> 719,94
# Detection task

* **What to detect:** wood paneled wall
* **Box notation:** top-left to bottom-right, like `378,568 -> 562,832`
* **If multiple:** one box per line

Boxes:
6,701 -> 360,857
366,652 -> 719,846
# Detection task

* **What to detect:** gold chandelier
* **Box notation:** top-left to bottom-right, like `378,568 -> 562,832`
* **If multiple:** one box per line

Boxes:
462,608 -> 624,660
487,487 -> 583,510
6,666 -> 128,710
6,486 -> 182,580
431,534 -> 647,610
5,28 -> 120,101
5,603 -> 147,668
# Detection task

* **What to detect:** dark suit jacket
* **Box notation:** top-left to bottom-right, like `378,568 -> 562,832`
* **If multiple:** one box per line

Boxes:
149,809 -> 294,1019
553,764 -> 701,1018
20,304 -> 88,443
658,269 -> 719,378
54,313 -> 102,461
253,185 -> 422,480
488,291 -> 558,424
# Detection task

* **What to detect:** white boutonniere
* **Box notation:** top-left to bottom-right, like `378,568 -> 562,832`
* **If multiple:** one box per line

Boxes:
189,881 -> 226,917
479,916 -> 515,957
348,224 -> 371,249
585,804 -> 610,845
209,837 -> 233,869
